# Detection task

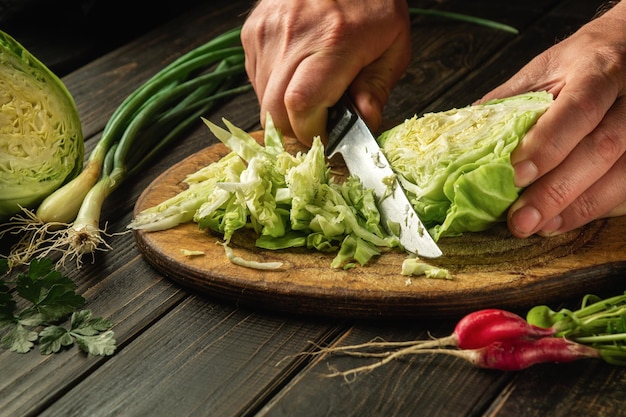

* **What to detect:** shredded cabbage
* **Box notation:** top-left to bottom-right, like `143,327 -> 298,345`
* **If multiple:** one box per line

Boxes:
130,114 -> 400,269
378,91 -> 553,240
0,30 -> 83,220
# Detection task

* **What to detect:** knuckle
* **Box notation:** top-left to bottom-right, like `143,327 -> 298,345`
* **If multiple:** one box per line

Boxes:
570,193 -> 602,221
283,88 -> 313,114
564,90 -> 604,134
537,179 -> 574,211
597,42 -> 626,81
588,128 -> 624,164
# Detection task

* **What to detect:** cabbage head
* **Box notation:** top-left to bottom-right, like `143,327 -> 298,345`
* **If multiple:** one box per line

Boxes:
0,30 -> 83,221
378,91 -> 552,241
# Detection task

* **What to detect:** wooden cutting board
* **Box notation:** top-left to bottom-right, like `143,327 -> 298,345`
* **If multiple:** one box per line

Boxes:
133,133 -> 626,319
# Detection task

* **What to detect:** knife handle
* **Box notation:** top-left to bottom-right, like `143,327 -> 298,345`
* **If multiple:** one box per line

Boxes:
326,93 -> 359,156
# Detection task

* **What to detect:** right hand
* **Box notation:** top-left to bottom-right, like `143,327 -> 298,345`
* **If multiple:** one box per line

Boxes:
241,0 -> 412,145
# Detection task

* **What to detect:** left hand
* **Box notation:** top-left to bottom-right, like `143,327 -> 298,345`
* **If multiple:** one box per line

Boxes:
480,2 -> 626,238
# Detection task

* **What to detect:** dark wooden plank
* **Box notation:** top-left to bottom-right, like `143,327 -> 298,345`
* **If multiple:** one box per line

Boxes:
0,257 -> 186,417
2,0 -> 213,77
382,0 -> 563,127
486,361 -> 626,416
417,0 -> 609,112
257,321 -> 514,417
37,298 -> 342,417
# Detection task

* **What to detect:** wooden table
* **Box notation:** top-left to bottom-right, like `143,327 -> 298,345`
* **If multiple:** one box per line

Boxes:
2,1 -> 625,416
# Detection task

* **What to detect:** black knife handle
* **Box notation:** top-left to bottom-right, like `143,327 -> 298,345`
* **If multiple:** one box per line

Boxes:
326,93 -> 359,156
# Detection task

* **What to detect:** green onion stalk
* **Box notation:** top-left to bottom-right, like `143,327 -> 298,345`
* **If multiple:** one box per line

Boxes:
527,292 -> 626,366
409,8 -> 519,34
3,27 -> 252,268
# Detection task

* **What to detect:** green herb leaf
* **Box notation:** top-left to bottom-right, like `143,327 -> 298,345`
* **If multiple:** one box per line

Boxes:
38,325 -> 74,354
0,258 -> 116,355
37,311 -> 116,355
73,331 -> 117,356
15,258 -> 85,322
0,282 -> 16,325
70,310 -> 114,336
36,284 -> 86,321
1,323 -> 38,353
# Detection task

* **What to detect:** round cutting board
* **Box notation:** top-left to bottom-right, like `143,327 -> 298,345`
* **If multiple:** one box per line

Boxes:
133,133 -> 626,319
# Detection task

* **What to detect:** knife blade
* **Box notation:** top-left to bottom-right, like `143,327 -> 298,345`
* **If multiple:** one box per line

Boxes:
325,94 -> 442,258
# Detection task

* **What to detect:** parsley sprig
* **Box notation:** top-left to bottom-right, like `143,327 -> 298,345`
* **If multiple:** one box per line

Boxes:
0,258 -> 116,355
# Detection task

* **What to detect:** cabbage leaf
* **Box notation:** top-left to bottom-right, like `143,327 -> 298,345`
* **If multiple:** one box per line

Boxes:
378,91 -> 553,240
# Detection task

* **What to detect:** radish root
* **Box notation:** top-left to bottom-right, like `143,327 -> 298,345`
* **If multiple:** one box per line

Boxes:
323,346 -> 474,379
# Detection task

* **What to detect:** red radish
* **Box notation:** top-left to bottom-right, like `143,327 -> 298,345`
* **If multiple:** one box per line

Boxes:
311,294 -> 626,378
316,309 -> 556,354
323,337 -> 600,378
450,308 -> 556,349
467,337 -> 600,371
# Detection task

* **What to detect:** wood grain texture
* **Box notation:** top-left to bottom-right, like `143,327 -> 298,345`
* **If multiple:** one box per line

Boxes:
132,133 -> 626,319
36,297 -> 340,417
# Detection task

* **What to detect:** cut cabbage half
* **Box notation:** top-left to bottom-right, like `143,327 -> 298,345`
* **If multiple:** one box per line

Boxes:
378,91 -> 553,240
0,30 -> 83,220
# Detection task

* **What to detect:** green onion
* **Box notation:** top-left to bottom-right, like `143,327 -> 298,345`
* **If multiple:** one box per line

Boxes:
2,26 -> 251,268
410,8 -> 519,34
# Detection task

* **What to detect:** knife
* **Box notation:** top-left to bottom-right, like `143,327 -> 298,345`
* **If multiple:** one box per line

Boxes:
325,94 -> 442,258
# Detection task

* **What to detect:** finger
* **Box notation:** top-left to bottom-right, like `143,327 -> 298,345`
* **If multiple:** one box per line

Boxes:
349,25 -> 411,133
604,200 -> 626,218
258,62 -> 298,137
508,97 -> 626,237
538,152 -> 626,235
510,69 -> 619,188
478,51 -> 556,104
241,14 -> 284,129
284,52 -> 364,145
255,34 -> 315,138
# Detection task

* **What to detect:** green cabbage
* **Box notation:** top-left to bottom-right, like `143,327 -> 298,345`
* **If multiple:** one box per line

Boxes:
378,91 -> 552,240
0,30 -> 83,221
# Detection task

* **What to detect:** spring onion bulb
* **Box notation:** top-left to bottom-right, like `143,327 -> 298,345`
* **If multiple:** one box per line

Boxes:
1,26 -> 251,268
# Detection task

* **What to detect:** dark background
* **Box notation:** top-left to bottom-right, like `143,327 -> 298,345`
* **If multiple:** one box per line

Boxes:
0,0 -> 212,76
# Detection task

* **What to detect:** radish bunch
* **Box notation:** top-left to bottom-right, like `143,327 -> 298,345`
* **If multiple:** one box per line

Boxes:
315,292 -> 626,377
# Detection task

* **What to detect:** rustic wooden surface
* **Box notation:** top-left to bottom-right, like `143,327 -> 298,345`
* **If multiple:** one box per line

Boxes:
2,0 -> 625,416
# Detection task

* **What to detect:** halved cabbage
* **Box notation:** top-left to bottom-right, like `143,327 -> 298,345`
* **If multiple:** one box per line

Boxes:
0,30 -> 83,221
379,91 -> 553,240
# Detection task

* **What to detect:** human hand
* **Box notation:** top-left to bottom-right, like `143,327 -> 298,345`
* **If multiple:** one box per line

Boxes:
480,2 -> 626,238
241,0 -> 411,145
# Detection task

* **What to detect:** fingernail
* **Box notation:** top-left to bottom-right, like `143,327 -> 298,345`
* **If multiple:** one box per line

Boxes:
510,205 -> 542,237
538,215 -> 563,236
513,160 -> 539,187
